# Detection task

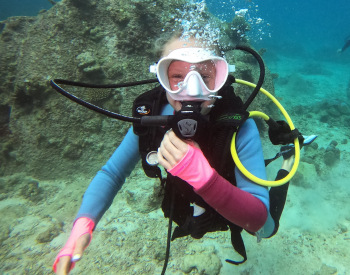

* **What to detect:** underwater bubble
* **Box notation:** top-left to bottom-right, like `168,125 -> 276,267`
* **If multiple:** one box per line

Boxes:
235,9 -> 248,17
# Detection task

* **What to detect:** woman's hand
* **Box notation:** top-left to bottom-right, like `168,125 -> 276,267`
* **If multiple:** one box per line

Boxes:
158,130 -> 214,190
157,130 -> 190,170
55,234 -> 91,275
53,217 -> 95,274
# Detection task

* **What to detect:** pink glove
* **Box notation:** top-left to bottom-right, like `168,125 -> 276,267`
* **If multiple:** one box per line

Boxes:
52,217 -> 95,273
168,144 -> 214,190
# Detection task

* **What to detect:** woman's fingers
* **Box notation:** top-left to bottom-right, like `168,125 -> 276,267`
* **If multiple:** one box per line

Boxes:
158,130 -> 189,169
55,234 -> 91,275
55,256 -> 71,275
71,233 -> 91,262
158,137 -> 179,168
157,149 -> 171,170
167,131 -> 189,152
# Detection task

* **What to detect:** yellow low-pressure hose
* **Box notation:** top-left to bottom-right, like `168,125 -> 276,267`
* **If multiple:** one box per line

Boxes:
231,79 -> 300,187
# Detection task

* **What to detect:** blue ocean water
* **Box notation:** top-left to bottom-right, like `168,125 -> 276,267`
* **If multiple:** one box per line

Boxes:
207,0 -> 350,57
0,0 -> 58,20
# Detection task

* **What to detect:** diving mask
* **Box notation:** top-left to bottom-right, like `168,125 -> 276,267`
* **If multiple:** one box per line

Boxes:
150,48 -> 235,101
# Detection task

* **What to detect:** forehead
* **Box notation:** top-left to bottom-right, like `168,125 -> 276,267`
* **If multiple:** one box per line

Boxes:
168,60 -> 216,71
162,37 -> 214,57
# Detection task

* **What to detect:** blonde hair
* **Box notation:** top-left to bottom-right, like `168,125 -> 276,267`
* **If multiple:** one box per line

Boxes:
154,29 -> 221,59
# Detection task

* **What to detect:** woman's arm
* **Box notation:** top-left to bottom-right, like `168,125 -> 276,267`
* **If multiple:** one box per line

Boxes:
75,127 -> 140,225
234,119 -> 269,208
196,120 -> 268,232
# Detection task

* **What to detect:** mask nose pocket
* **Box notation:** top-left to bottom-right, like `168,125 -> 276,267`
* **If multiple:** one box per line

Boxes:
186,73 -> 203,97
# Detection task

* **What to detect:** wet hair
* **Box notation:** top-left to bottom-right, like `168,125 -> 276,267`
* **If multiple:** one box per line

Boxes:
153,28 -> 221,59
153,30 -> 183,58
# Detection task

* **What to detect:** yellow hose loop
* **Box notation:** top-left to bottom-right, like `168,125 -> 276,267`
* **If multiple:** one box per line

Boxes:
230,79 -> 300,187
249,110 -> 269,121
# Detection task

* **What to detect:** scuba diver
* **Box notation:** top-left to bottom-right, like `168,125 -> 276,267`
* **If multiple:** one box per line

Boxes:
52,31 -> 316,274
337,35 -> 350,53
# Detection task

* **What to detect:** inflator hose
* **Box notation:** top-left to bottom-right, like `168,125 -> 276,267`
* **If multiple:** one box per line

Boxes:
230,79 -> 300,187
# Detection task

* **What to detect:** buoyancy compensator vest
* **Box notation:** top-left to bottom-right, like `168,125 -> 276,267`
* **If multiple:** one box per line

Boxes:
132,77 -> 251,264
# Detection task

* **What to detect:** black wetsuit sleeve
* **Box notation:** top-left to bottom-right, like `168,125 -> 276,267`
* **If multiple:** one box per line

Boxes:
268,169 -> 290,236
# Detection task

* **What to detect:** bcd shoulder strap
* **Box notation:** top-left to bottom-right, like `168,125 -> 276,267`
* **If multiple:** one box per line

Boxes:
132,86 -> 168,179
132,85 -> 168,136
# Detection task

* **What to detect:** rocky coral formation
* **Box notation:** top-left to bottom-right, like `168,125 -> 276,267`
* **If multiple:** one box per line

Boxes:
0,0 -> 276,181
318,100 -> 350,127
323,140 -> 341,166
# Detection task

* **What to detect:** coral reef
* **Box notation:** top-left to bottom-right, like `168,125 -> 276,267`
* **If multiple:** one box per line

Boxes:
316,100 -> 350,128
221,15 -> 251,47
323,140 -> 341,167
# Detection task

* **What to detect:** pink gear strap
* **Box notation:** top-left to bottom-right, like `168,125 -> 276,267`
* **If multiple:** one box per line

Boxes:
168,145 -> 214,189
52,217 -> 95,273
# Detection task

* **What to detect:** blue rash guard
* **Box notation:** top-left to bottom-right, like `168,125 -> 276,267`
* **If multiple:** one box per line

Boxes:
75,103 -> 273,235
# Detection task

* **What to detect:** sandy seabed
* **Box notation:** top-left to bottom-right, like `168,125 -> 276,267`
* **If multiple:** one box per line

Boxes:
1,53 -> 350,275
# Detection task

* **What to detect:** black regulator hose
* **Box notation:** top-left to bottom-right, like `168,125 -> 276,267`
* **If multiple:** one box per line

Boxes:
233,45 -> 265,110
50,78 -> 159,123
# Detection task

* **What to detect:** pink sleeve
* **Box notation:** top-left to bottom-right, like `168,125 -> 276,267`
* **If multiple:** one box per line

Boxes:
52,217 -> 95,273
195,171 -> 267,232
